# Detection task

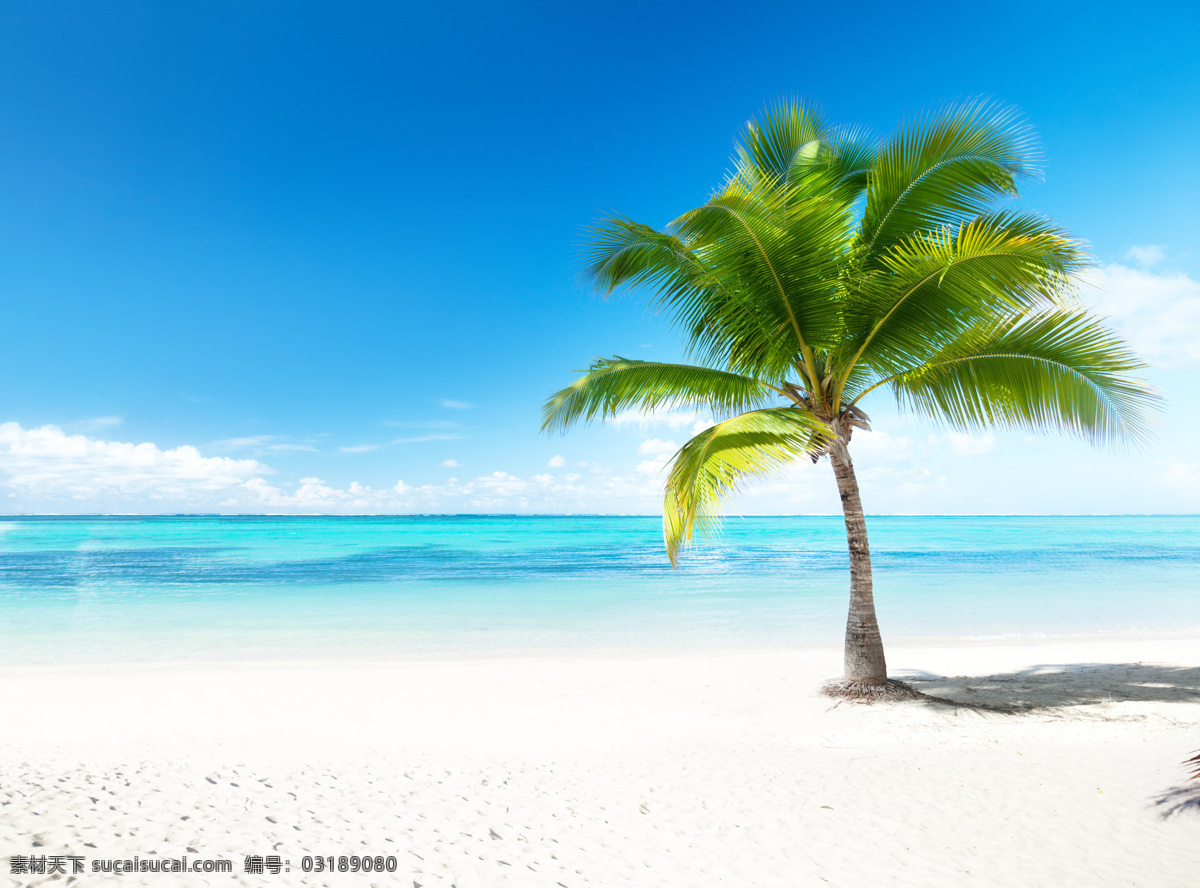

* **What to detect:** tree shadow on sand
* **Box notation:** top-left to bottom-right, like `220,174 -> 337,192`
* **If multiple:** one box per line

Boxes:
893,662 -> 1200,819
1151,783 -> 1200,819
893,662 -> 1200,713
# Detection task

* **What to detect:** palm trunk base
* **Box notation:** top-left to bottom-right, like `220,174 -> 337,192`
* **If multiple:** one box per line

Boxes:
822,678 -> 922,701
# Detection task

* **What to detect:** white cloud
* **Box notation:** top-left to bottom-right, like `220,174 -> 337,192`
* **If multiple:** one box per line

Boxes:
1091,264 -> 1200,366
943,430 -> 996,457
342,434 -> 466,451
1126,244 -> 1166,267
547,455 -> 566,468
440,459 -> 460,467
849,429 -> 915,462
238,467 -> 667,514
1161,462 -> 1200,493
213,435 -> 318,453
637,438 -> 679,456
0,422 -> 666,514
213,436 -> 273,449
635,438 -> 680,475
0,419 -> 1060,517
636,458 -> 672,475
392,434 -> 465,444
71,416 -> 123,432
439,399 -> 474,410
0,423 -> 268,504
611,408 -> 712,431
240,477 -> 410,510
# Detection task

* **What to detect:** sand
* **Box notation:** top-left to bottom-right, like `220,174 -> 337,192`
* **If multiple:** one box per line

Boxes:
1,637 -> 1197,886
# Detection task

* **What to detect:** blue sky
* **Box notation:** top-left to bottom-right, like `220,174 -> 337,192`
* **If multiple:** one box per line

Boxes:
1,0 -> 1198,514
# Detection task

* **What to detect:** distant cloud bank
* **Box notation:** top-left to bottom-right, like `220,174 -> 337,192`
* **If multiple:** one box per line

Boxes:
0,422 -> 267,506
1092,262 -> 1200,366
0,422 -> 662,514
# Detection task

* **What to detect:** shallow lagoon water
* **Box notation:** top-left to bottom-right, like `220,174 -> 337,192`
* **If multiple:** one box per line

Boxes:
0,515 -> 1197,665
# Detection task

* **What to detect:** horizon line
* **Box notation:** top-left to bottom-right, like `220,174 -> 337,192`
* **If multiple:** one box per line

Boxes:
1,513 -> 1197,519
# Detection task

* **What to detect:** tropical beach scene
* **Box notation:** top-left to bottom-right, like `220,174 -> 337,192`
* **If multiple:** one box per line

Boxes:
1,2 -> 1198,886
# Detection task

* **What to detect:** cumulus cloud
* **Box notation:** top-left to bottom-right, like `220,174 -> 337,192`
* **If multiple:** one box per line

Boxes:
235,467 -> 669,514
240,477 -> 412,510
1161,462 -> 1200,493
611,408 -> 714,431
1091,263 -> 1200,366
0,422 -> 667,514
637,457 -> 670,476
440,459 -> 460,467
637,438 -> 679,456
634,438 -> 680,475
943,430 -> 997,457
0,418 -> 1009,517
0,423 -> 268,505
1126,244 -> 1166,267
849,429 -> 915,462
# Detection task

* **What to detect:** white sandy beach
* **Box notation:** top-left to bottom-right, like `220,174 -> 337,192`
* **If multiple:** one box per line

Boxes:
2,638 -> 1198,887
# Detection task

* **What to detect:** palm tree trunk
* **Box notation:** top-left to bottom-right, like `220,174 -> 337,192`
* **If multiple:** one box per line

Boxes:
828,439 -> 888,685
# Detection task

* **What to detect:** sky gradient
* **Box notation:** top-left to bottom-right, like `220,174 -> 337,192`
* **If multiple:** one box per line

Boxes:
1,1 -> 1198,514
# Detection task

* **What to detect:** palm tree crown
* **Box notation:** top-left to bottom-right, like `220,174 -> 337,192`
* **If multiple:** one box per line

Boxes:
543,100 -> 1158,694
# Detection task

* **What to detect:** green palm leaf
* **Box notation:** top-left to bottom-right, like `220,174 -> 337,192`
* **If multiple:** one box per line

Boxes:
668,178 -> 854,377
732,100 -> 877,204
880,309 -> 1160,446
542,358 -> 780,434
838,210 -> 1088,389
856,101 -> 1037,267
733,99 -> 830,189
580,216 -> 710,301
662,408 -> 832,565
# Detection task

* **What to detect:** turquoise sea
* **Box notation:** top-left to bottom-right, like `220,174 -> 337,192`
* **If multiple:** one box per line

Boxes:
0,515 -> 1198,666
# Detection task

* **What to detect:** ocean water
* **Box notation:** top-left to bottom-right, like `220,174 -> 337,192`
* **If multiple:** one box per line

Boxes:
0,515 -> 1197,665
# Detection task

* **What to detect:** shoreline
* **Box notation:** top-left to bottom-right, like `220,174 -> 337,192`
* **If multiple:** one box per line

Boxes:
2,627 -> 1198,674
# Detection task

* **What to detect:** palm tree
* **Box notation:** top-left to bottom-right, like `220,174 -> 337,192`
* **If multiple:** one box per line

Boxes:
543,100 -> 1158,698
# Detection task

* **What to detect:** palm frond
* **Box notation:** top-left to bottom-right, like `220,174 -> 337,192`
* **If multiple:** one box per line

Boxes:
733,99 -> 830,189
667,178 -> 854,376
731,101 -> 878,207
580,215 -> 710,299
856,100 -> 1038,267
838,211 -> 1088,386
815,126 -> 879,203
662,408 -> 831,564
881,309 -> 1160,447
542,358 -> 779,434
